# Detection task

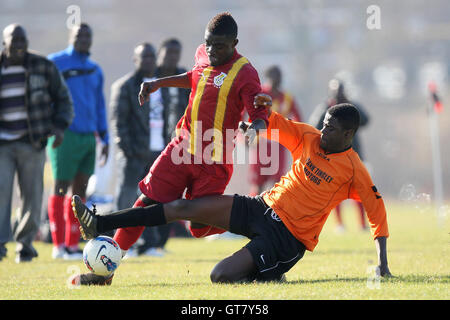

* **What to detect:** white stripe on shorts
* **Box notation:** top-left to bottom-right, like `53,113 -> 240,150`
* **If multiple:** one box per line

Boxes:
259,252 -> 301,274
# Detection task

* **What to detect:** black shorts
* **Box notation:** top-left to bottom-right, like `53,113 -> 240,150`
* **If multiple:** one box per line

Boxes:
229,194 -> 306,281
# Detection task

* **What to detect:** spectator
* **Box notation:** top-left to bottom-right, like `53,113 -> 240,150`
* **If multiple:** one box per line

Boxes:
309,78 -> 370,232
46,23 -> 109,260
248,65 -> 302,196
156,38 -> 191,145
0,24 -> 73,263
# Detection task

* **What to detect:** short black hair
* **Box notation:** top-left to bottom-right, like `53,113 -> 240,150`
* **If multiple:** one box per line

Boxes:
135,42 -> 155,54
79,22 -> 91,29
327,103 -> 360,133
73,22 -> 92,32
328,78 -> 348,103
160,38 -> 182,49
206,12 -> 238,39
136,42 -> 154,49
70,22 -> 92,37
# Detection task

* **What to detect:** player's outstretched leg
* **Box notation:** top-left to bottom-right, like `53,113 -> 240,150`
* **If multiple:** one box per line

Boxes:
73,194 -> 232,238
70,194 -> 234,285
71,195 -> 99,240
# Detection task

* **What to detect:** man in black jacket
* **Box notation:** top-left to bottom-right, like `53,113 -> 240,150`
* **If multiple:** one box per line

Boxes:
110,43 -> 159,213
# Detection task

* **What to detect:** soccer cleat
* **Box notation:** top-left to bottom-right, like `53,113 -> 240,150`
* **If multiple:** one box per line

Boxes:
71,195 -> 99,240
15,246 -> 38,263
70,272 -> 114,286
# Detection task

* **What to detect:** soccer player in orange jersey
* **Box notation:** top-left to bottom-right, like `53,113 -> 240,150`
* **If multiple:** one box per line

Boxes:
72,100 -> 391,284
70,12 -> 269,285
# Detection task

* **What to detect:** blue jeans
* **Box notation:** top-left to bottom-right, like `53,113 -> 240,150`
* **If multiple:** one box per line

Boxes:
0,141 -> 46,255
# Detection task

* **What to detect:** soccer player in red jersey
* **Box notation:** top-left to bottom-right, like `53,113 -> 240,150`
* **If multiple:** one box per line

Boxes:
71,12 -> 269,285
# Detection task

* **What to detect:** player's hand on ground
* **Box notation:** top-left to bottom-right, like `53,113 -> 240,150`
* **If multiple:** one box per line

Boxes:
139,80 -> 159,106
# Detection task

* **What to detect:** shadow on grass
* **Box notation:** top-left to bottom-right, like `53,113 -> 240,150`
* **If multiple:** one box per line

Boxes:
121,281 -> 207,289
286,274 -> 450,285
119,274 -> 450,288
311,249 -> 375,255
286,277 -> 367,285
122,257 -> 219,264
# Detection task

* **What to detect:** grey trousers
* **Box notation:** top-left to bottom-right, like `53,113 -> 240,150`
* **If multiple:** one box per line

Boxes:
0,141 -> 46,254
114,151 -> 163,209
114,155 -> 152,211
114,152 -> 161,250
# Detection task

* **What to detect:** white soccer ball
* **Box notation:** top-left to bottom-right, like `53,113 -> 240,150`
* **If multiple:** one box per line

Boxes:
83,236 -> 122,276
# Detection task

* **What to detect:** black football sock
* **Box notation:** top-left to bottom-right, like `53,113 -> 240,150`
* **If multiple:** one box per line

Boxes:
96,204 -> 166,233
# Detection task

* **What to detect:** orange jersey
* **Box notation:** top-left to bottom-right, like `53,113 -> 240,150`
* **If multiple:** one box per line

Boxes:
261,112 -> 389,251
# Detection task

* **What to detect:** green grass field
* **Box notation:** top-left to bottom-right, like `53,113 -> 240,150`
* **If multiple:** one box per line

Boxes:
0,201 -> 448,300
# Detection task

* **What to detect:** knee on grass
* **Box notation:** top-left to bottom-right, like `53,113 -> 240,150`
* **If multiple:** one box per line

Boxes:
210,268 -> 234,283
210,265 -> 250,284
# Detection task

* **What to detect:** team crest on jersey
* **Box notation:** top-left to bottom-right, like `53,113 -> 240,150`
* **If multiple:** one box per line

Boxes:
213,72 -> 227,88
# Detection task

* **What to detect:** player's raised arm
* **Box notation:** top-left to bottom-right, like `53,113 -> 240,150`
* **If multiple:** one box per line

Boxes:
250,95 -> 309,154
138,72 -> 191,106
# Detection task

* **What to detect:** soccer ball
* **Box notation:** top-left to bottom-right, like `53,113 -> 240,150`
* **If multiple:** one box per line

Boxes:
83,236 -> 122,276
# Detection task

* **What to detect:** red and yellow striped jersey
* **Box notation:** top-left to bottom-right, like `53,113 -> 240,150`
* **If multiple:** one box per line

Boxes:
261,112 -> 389,251
176,44 -> 268,164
